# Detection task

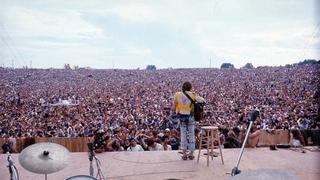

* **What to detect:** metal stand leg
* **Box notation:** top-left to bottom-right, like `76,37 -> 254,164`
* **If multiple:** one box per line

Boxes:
88,149 -> 106,180
89,159 -> 94,177
231,121 -> 254,176
88,151 -> 94,177
94,156 -> 106,180
217,131 -> 224,165
197,131 -> 203,163
7,153 -> 19,180
206,131 -> 210,167
211,130 -> 214,160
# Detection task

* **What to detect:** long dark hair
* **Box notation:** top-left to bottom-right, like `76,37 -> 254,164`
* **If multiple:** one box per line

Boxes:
182,81 -> 192,92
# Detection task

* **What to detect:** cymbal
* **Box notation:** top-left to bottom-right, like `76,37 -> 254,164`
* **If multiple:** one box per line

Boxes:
19,142 -> 71,174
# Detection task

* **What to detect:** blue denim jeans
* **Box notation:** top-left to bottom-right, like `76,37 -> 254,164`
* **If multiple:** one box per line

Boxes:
179,115 -> 195,151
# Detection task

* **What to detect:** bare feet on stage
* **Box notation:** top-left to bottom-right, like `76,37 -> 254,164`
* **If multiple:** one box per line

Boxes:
179,151 -> 195,160
181,155 -> 188,160
188,155 -> 195,160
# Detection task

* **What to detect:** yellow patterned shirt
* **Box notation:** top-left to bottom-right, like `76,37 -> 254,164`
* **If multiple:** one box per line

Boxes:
174,91 -> 204,115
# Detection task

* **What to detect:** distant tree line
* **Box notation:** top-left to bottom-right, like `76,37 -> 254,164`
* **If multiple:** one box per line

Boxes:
146,65 -> 157,70
220,63 -> 234,69
62,59 -> 319,71
296,59 -> 320,65
219,59 -> 319,70
220,62 -> 254,69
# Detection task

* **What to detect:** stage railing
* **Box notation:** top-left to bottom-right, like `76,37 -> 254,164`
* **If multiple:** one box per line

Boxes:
256,130 -> 290,146
0,137 -> 91,153
1,129 -> 319,153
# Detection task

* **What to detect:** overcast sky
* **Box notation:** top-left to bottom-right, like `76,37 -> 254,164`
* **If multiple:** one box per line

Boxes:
0,0 -> 319,69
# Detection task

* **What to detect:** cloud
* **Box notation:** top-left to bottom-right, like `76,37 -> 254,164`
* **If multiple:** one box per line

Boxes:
107,3 -> 158,24
209,46 -> 317,68
2,6 -> 105,40
232,27 -> 317,46
0,0 -> 318,69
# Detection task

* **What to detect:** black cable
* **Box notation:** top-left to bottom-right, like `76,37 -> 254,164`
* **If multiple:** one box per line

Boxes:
0,35 -> 19,67
0,23 -> 27,67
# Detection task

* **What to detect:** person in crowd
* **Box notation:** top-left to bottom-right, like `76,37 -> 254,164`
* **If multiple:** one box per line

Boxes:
136,133 -> 149,150
290,128 -> 307,153
161,135 -> 172,151
147,139 -> 164,151
106,138 -> 124,151
127,137 -> 144,151
2,139 -> 15,153
169,129 -> 180,150
224,130 -> 241,148
239,123 -> 262,148
8,133 -> 17,152
290,129 -> 305,147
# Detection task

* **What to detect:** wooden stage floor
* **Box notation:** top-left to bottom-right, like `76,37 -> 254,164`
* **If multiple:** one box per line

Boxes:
0,147 -> 319,180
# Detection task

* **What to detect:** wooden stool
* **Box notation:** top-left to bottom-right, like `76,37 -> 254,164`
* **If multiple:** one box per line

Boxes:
197,126 -> 224,167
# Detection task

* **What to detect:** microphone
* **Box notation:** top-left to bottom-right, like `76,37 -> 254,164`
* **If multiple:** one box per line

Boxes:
249,110 -> 259,122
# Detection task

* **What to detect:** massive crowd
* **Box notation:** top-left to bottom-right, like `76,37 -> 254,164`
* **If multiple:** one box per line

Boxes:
0,64 -> 319,152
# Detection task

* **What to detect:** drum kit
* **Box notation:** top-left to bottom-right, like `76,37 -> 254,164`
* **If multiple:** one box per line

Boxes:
6,142 -> 105,180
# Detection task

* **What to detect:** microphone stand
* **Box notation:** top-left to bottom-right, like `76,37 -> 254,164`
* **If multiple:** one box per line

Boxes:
43,151 -> 50,180
231,110 -> 259,176
87,143 -> 106,180
93,155 -> 105,180
7,152 -> 19,180
88,149 -> 95,177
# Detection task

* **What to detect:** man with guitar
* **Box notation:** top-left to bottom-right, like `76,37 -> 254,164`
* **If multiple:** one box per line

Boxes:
172,81 -> 205,160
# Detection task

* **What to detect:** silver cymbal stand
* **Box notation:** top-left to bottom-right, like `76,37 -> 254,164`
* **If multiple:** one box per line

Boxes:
7,152 -> 19,180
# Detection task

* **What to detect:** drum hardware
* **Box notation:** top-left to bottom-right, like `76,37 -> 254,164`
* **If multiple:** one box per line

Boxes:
66,175 -> 98,180
19,142 -> 71,180
7,152 -> 19,180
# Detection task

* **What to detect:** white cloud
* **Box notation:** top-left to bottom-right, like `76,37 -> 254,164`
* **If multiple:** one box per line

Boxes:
0,0 -> 318,69
107,3 -> 158,23
232,27 -> 317,45
2,6 -> 105,40
210,46 -> 318,68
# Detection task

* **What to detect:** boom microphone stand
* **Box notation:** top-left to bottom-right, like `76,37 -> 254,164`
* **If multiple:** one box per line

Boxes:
231,110 -> 259,176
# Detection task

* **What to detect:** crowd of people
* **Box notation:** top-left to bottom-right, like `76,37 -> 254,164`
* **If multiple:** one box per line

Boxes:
0,63 -> 319,152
